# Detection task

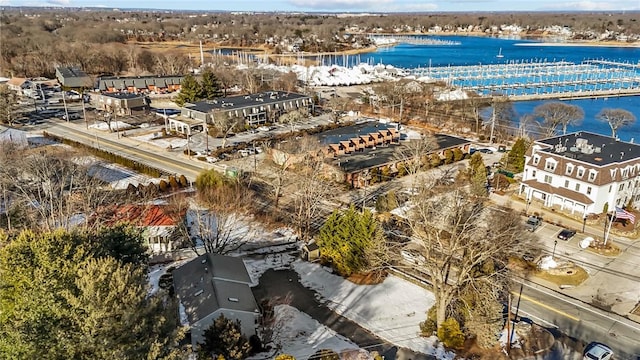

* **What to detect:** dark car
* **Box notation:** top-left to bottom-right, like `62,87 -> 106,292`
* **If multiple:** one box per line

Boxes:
557,229 -> 577,241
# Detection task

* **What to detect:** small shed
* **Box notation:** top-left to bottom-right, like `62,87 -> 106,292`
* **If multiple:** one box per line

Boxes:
301,242 -> 320,261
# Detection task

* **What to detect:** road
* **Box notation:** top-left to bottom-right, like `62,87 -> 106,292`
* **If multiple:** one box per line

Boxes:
45,121 -> 209,181
513,279 -> 640,360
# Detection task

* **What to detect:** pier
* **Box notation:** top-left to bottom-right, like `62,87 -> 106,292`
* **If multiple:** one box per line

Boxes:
410,59 -> 640,100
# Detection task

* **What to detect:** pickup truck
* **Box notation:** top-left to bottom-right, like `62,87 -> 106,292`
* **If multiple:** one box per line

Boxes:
525,216 -> 542,232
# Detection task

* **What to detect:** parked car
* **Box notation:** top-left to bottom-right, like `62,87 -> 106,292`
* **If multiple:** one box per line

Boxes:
557,228 -> 577,241
525,216 -> 542,232
583,343 -> 613,360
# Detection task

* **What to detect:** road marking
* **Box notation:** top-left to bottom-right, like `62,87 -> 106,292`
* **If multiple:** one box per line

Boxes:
511,291 -> 580,321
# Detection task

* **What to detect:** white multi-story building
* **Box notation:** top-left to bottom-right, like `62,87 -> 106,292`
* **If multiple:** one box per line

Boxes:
520,132 -> 640,216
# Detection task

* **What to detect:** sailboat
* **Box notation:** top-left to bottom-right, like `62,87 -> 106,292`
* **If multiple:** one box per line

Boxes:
496,48 -> 504,58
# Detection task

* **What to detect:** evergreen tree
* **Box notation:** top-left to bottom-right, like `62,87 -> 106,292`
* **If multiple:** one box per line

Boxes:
506,137 -> 528,173
0,228 -> 185,359
198,315 -> 251,360
468,152 -> 487,197
175,74 -> 202,106
317,206 -> 387,276
199,68 -> 223,100
443,149 -> 454,164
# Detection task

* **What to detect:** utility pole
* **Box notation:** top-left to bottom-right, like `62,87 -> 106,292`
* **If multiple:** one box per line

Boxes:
506,293 -> 512,355
489,97 -> 496,144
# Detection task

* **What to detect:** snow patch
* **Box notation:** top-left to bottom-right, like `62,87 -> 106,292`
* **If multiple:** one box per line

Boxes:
293,261 -> 455,359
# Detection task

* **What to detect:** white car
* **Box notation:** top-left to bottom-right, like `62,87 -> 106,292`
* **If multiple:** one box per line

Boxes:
583,343 -> 613,360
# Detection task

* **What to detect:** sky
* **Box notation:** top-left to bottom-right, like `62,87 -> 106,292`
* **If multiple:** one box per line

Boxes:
3,0 -> 640,12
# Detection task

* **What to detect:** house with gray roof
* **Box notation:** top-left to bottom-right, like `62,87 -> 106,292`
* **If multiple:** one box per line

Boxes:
172,253 -> 260,347
94,92 -> 149,115
521,131 -> 640,216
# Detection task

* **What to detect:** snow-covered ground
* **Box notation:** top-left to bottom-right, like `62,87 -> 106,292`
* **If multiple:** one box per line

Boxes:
256,63 -> 408,87
268,305 -> 360,360
293,261 -> 455,360
133,132 -> 188,150
88,120 -> 134,132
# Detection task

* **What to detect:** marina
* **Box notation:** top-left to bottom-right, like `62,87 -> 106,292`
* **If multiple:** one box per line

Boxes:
411,60 -> 640,99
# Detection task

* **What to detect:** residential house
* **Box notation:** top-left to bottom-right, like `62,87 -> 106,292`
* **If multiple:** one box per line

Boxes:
180,91 -> 313,128
97,75 -> 183,93
520,131 -> 640,216
172,254 -> 260,348
102,204 -> 184,253
94,92 -> 149,115
6,78 -> 33,96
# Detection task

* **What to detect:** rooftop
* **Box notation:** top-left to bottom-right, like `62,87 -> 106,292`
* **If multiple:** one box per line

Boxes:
100,92 -> 146,100
537,131 -> 640,166
186,91 -> 310,113
56,67 -> 90,79
331,134 -> 470,173
317,121 -> 398,145
172,254 -> 258,324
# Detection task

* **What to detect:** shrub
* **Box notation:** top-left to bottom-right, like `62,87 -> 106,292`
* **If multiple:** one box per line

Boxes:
437,317 -> 465,349
310,349 -> 339,360
158,179 -> 169,192
275,355 -> 296,360
419,307 -> 438,336
453,148 -> 464,162
178,175 -> 189,187
443,149 -> 454,164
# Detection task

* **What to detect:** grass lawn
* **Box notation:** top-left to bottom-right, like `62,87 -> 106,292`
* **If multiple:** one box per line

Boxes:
535,265 -> 589,287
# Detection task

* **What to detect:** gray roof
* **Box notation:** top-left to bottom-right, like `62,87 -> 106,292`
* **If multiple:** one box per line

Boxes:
187,91 -> 310,113
331,133 -> 470,173
101,92 -> 145,100
209,253 -> 252,284
97,75 -> 184,91
317,121 -> 397,145
172,253 -> 257,324
537,131 -> 640,166
55,67 -> 92,88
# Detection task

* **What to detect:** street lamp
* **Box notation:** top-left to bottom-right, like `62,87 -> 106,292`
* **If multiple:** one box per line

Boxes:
552,240 -> 558,259
582,215 -> 587,233
525,198 -> 532,215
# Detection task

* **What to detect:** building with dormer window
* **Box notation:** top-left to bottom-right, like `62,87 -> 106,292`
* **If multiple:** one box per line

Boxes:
520,132 -> 640,216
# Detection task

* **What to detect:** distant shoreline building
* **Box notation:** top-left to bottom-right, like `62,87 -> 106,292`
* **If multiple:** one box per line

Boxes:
96,75 -> 183,94
520,131 -> 640,216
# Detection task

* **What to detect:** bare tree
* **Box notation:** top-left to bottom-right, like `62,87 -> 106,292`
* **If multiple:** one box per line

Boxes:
211,111 -> 242,148
278,108 -> 308,133
596,108 -> 636,139
533,102 -> 584,136
405,183 -> 536,330
180,181 -> 254,255
393,134 -> 437,180
324,96 -> 353,123
291,136 -> 332,241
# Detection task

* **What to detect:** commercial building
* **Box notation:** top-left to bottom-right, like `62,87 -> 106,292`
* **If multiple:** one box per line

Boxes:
180,91 -> 313,127
96,75 -> 183,93
520,131 -> 640,216
55,67 -> 93,89
93,92 -> 149,115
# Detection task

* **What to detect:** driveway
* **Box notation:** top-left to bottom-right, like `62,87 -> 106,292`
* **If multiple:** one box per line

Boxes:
252,268 -> 436,360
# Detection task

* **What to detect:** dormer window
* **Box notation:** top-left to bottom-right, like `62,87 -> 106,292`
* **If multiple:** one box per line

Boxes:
577,167 -> 585,178
622,169 -> 629,179
533,155 -> 540,165
566,164 -> 574,175
588,170 -> 597,182
544,159 -> 557,172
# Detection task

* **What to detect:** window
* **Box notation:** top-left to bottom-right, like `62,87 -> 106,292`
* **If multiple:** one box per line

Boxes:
545,159 -> 556,171
588,171 -> 597,182
620,183 -> 625,191
577,168 -> 585,177
566,165 -> 573,175
609,185 -> 613,193
533,155 -> 540,165
544,175 -> 552,184
587,187 -> 592,195
532,170 -> 537,178
575,183 -> 580,191
564,180 -> 569,188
